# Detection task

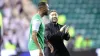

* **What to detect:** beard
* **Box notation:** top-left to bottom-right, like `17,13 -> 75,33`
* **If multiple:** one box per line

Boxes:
43,11 -> 48,15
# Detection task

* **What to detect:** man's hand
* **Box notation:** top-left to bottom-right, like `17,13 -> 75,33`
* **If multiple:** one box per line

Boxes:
48,42 -> 54,53
65,26 -> 69,33
39,49 -> 43,56
60,25 -> 66,32
46,40 -> 54,53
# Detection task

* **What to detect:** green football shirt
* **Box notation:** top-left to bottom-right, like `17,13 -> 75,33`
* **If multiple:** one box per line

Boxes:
28,14 -> 45,51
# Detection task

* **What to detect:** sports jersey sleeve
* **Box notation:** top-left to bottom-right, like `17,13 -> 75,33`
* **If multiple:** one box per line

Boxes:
32,19 -> 41,32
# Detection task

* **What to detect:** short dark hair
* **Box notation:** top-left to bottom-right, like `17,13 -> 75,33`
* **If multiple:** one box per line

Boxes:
49,10 -> 57,14
38,2 -> 47,9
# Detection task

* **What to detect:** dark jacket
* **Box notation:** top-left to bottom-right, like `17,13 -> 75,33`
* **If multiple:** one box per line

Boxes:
45,22 -> 70,56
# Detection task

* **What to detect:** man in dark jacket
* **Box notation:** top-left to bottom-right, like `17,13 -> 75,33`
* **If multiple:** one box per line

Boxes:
45,10 -> 70,56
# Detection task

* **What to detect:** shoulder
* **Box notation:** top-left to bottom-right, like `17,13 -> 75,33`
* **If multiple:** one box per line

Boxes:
31,18 -> 41,25
32,14 -> 41,20
45,22 -> 52,29
46,22 -> 52,26
31,14 -> 41,22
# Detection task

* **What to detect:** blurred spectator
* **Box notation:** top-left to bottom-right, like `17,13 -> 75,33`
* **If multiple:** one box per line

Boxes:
22,0 -> 37,19
3,3 -> 12,18
67,37 -> 75,51
74,34 -> 84,50
0,12 -> 3,47
58,14 -> 67,25
0,11 -> 3,33
0,0 -> 4,9
82,38 -> 93,49
41,0 -> 48,3
3,16 -> 10,30
68,26 -> 75,38
1,0 -> 36,56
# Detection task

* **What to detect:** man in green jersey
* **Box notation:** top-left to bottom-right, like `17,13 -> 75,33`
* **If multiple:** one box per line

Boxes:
28,2 -> 49,56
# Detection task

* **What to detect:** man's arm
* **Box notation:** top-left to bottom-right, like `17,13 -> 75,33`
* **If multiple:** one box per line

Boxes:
32,31 -> 42,52
63,32 -> 70,40
32,19 -> 42,53
63,26 -> 70,40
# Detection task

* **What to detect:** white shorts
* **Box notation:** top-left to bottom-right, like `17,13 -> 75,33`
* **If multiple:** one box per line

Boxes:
29,49 -> 44,56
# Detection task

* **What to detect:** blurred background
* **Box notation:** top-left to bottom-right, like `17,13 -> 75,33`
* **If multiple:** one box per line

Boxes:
0,0 -> 100,56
